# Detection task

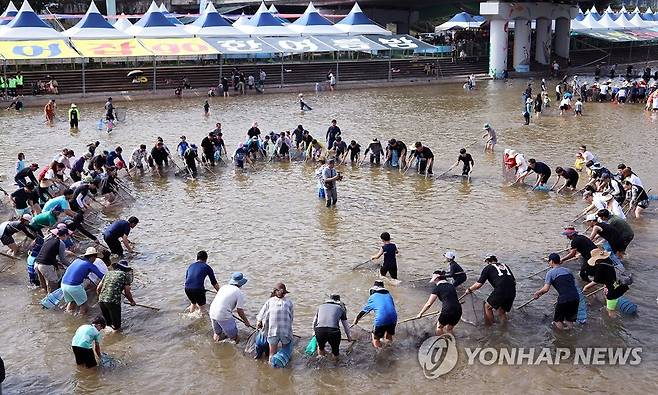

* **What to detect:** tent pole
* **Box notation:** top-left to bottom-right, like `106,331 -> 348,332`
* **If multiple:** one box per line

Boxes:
82,58 -> 86,97
336,51 -> 339,84
280,53 -> 284,88
388,52 -> 392,82
219,54 -> 222,85
153,56 -> 157,92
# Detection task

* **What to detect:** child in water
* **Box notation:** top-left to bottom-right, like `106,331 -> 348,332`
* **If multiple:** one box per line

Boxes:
299,93 -> 312,111
371,232 -> 398,280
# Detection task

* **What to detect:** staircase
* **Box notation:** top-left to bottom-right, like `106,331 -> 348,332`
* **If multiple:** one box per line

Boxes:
16,57 -> 490,97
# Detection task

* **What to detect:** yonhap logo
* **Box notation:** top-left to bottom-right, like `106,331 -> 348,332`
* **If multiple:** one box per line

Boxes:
417,334 -> 458,379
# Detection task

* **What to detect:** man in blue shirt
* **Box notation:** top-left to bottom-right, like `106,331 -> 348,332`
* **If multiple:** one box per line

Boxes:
353,281 -> 398,349
103,216 -> 139,257
42,189 -> 76,217
184,250 -> 220,314
61,247 -> 104,315
533,253 -> 580,330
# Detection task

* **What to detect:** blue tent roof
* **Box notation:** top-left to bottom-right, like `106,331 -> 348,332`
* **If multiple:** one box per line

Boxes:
268,5 -> 289,24
336,3 -> 377,26
159,3 -> 183,25
449,12 -> 475,23
198,11 -> 231,27
293,3 -> 333,26
245,3 -> 284,27
79,10 -> 113,28
472,15 -> 485,22
0,1 -> 18,26
641,11 -> 654,21
9,6 -> 50,28
575,13 -> 585,21
135,2 -> 177,28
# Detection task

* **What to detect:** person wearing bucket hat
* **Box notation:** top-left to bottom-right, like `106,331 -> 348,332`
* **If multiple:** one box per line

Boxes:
583,248 -> 630,317
444,251 -> 467,288
313,294 -> 352,360
532,253 -> 580,330
257,283 -> 294,360
97,260 -> 136,330
417,270 -> 462,336
353,280 -> 397,349
35,227 -> 71,293
558,225 -> 598,281
209,272 -> 251,342
184,251 -> 219,314
481,123 -> 497,152
1,215 -> 36,256
61,247 -> 103,315
464,256 -> 516,325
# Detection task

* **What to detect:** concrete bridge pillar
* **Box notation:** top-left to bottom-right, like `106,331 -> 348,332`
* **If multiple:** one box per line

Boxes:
534,17 -> 552,65
489,19 -> 508,78
554,17 -> 571,59
513,19 -> 531,72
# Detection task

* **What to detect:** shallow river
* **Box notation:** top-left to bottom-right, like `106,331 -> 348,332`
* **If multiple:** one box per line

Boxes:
1,80 -> 657,394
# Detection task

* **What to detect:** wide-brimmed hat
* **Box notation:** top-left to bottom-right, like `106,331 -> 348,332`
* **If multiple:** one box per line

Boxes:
370,280 -> 386,293
588,249 -> 610,266
83,247 -> 98,257
229,272 -> 248,287
274,282 -> 289,294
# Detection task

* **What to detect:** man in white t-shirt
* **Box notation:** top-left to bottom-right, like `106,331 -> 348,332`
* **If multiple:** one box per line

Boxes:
515,153 -> 528,177
578,145 -> 596,164
208,272 -> 250,342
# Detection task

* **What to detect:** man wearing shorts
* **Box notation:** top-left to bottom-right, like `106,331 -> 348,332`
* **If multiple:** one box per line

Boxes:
533,253 -> 580,330
464,256 -> 516,325
10,182 -> 40,217
552,167 -> 579,193
1,215 -> 36,256
71,316 -> 106,368
102,216 -> 139,257
184,250 -> 220,314
209,272 -> 250,342
353,281 -> 398,349
35,227 -> 71,293
61,247 -> 104,315
313,294 -> 352,360
417,270 -> 462,335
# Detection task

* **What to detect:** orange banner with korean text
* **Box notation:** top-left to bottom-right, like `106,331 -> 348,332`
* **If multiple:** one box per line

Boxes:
0,40 -> 80,60
138,38 -> 219,56
71,39 -> 153,58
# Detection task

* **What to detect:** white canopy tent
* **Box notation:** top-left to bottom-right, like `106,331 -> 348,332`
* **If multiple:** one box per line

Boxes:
126,1 -> 190,38
113,13 -> 133,32
184,2 -> 247,37
335,2 -> 391,35
287,2 -> 342,35
64,2 -> 130,39
0,0 -> 64,40
236,2 -> 292,36
0,1 -> 18,27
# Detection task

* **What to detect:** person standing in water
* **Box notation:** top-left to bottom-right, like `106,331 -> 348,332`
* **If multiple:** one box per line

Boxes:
353,281 -> 397,349
71,316 -> 106,368
184,250 -> 220,315
446,148 -> 474,177
299,94 -> 312,111
532,253 -> 580,330
326,120 -> 341,151
417,270 -> 462,335
464,256 -> 516,325
68,104 -> 80,129
370,232 -> 398,280
203,100 -> 210,117
443,251 -> 467,288
44,99 -> 55,125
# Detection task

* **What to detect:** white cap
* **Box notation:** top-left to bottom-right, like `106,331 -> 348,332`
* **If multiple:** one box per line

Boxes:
21,213 -> 32,221
585,213 -> 598,222
444,251 -> 456,260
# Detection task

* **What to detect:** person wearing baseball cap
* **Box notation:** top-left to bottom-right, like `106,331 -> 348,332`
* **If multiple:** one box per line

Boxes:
481,123 -> 497,152
463,255 -> 516,325
312,294 -> 352,360
353,280 -> 397,349
34,227 -> 71,293
558,225 -> 598,282
417,270 -> 462,336
0,215 -> 36,256
257,283 -> 294,362
61,247 -> 103,315
444,251 -> 467,288
532,253 -> 580,330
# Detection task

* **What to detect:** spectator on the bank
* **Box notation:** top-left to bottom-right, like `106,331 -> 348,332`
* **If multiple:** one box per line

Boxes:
182,77 -> 191,89
259,69 -> 266,90
552,61 -> 559,77
175,86 -> 182,97
248,74 -> 255,90
459,49 -> 467,62
221,76 -> 229,97
48,76 -> 59,95
238,72 -> 246,95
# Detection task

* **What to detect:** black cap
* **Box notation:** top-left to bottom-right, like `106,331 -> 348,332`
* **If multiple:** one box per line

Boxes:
484,255 -> 498,263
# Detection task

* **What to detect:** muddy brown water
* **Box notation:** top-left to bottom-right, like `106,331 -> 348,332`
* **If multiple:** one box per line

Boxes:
1,80 -> 657,394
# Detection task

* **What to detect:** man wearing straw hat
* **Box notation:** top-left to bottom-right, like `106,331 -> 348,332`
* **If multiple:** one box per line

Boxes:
61,247 -> 104,315
583,249 -> 630,317
417,270 -> 462,335
353,281 -> 397,349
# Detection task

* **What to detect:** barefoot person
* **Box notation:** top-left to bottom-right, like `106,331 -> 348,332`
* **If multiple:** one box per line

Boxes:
482,124 -> 497,152
102,217 -> 139,257
184,250 -> 220,314
532,253 -> 580,330
61,247 -> 104,315
97,260 -> 136,331
370,232 -> 398,280
463,255 -> 516,325
71,316 -> 106,368
257,283 -> 294,363
417,270 -> 462,335
352,281 -> 397,349
312,294 -> 352,361
208,272 -> 250,342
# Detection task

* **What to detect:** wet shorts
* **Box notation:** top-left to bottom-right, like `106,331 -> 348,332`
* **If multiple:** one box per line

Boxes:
211,318 -> 238,339
487,291 -> 516,312
438,310 -> 462,327
554,299 -> 579,322
267,335 -> 292,346
62,283 -> 88,305
373,323 -> 396,339
637,199 -> 649,209
185,288 -> 207,306
315,327 -> 341,356
72,346 -> 97,368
